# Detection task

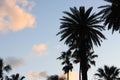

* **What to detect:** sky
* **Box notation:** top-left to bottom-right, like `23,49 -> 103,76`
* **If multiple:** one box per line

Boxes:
0,0 -> 120,80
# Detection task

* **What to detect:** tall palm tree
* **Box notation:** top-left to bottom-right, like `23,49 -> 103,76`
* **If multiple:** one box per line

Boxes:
57,6 -> 106,80
99,0 -> 120,33
95,65 -> 120,80
57,50 -> 73,80
0,58 -> 12,80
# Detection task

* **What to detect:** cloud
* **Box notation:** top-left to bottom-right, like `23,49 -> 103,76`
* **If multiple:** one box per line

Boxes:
5,57 -> 25,68
32,43 -> 47,56
0,0 -> 35,33
28,71 -> 48,80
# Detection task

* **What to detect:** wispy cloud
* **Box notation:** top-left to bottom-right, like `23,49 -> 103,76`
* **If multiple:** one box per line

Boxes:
28,71 -> 48,80
0,0 -> 35,33
32,43 -> 47,56
4,57 -> 25,68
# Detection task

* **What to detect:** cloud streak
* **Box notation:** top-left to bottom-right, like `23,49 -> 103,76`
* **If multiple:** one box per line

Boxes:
5,57 -> 25,68
0,0 -> 35,33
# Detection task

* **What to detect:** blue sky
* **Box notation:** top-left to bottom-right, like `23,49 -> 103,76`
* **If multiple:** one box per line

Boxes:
0,0 -> 120,80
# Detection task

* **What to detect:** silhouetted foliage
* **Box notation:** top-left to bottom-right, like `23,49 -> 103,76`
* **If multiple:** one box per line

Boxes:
47,75 -> 66,80
5,76 -> 10,80
73,50 -> 98,70
10,73 -> 25,80
57,6 -> 106,80
99,0 -> 120,33
73,50 -> 98,68
0,58 -> 12,80
95,65 -> 120,80
57,50 -> 73,80
4,73 -> 25,80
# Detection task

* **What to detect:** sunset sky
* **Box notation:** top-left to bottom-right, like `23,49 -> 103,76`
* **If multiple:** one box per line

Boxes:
0,0 -> 120,80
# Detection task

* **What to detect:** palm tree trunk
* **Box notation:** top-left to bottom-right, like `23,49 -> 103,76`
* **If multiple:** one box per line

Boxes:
67,72 -> 69,80
79,39 -> 88,80
79,63 -> 81,80
81,54 -> 88,80
81,68 -> 87,80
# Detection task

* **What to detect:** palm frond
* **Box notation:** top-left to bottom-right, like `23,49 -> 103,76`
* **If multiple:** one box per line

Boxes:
4,65 -> 12,73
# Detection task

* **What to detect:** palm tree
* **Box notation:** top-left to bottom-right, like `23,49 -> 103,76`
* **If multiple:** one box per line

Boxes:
57,6 -> 106,80
0,58 -> 12,80
72,50 -> 98,80
47,75 -> 66,80
95,65 -> 120,80
57,50 -> 73,80
99,0 -> 120,33
10,73 -> 25,80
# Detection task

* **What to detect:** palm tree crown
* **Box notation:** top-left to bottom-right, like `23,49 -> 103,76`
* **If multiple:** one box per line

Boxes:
57,6 -> 106,49
95,65 -> 120,80
57,50 -> 73,74
99,0 -> 120,33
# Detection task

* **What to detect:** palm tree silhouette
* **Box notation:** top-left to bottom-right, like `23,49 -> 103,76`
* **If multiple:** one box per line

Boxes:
57,6 -> 106,80
57,50 -> 73,80
72,50 -> 98,80
99,0 -> 120,33
95,65 -> 120,80
10,73 -> 25,80
5,73 -> 25,80
47,75 -> 66,80
0,58 -> 12,80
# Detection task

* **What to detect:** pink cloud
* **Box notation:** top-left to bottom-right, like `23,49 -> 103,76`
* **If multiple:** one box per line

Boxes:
28,71 -> 48,80
32,43 -> 47,56
0,0 -> 35,33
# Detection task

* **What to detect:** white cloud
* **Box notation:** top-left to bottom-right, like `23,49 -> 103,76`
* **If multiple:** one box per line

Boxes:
28,71 -> 48,80
0,0 -> 35,33
32,43 -> 47,56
